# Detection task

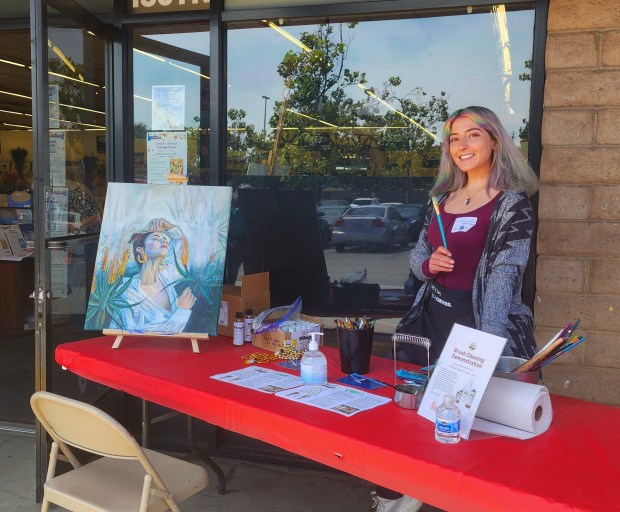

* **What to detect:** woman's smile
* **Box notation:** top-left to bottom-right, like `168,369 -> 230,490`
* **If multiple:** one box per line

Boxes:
449,116 -> 494,175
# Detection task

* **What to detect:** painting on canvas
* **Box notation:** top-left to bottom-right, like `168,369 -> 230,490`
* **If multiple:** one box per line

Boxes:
85,183 -> 231,336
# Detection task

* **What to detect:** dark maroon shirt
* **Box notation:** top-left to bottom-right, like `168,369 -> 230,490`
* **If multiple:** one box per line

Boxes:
422,194 -> 500,290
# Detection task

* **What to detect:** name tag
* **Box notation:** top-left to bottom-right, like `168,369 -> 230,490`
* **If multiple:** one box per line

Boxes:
451,217 -> 477,233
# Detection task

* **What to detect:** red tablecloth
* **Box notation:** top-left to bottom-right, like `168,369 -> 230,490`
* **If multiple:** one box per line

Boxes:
56,335 -> 620,511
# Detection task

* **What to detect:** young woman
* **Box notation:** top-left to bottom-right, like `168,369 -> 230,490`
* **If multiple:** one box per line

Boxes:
396,105 -> 539,366
372,106 -> 539,512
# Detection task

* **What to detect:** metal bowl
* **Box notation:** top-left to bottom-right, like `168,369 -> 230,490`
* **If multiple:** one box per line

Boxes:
493,356 -> 539,384
393,384 -> 423,409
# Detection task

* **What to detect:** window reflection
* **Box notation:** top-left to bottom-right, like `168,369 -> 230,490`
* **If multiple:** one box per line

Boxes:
44,24 -> 108,341
226,7 -> 535,314
46,27 -> 106,239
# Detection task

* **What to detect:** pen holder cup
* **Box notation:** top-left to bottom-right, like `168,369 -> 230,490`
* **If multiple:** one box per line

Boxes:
337,326 -> 374,375
493,356 -> 540,384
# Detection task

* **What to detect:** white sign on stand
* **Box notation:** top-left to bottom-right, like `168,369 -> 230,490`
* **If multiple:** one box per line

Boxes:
417,324 -> 506,439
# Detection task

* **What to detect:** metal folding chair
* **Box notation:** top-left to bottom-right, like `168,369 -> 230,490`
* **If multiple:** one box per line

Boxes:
31,391 -> 209,512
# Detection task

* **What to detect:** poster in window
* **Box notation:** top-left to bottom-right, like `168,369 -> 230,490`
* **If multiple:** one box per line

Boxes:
152,85 -> 185,131
49,85 -> 59,129
49,131 -> 66,187
46,186 -> 69,238
146,131 -> 187,184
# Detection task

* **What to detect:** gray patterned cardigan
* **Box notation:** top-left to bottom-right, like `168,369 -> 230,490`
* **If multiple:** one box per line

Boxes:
399,190 -> 537,359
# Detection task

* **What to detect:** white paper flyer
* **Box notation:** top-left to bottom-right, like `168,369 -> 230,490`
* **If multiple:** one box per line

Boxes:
0,228 -> 12,256
152,85 -> 185,130
211,367 -> 390,416
3,224 -> 29,256
276,383 -> 391,416
417,323 -> 506,439
146,131 -> 188,184
211,366 -> 303,394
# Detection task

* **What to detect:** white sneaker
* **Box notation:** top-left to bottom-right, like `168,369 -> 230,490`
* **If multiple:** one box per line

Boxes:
371,492 -> 423,512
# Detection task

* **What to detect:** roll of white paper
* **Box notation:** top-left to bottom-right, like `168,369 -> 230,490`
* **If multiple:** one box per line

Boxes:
472,377 -> 553,439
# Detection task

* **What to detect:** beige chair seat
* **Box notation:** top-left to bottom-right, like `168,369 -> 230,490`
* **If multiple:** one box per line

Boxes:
45,449 -> 208,512
31,391 -> 209,512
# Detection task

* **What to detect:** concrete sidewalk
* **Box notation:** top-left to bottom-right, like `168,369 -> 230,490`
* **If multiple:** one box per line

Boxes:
0,429 -> 377,512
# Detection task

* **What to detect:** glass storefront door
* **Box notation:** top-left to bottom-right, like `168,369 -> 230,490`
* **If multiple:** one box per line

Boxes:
31,0 -> 113,498
0,1 -> 113,428
42,10 -> 110,403
132,24 -> 210,185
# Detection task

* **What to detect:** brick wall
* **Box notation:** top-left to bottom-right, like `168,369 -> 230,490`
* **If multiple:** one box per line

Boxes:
536,0 -> 620,405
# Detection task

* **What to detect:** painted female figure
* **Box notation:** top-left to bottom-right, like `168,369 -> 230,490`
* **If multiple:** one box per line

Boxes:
113,218 -> 196,333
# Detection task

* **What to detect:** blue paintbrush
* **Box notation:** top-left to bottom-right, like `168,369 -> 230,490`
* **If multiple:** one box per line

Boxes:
538,337 -> 586,369
431,196 -> 448,249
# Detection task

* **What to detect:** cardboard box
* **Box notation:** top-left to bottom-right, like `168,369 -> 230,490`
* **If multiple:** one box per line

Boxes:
218,272 -> 270,338
252,314 -> 323,353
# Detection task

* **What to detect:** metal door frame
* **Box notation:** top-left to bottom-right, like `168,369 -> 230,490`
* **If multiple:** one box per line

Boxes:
30,0 -> 113,499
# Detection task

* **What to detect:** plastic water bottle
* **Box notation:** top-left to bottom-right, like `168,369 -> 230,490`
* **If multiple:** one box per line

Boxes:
300,332 -> 327,385
435,394 -> 461,444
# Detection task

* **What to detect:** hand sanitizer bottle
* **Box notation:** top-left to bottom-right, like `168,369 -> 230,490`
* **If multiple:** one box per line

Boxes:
300,332 -> 327,385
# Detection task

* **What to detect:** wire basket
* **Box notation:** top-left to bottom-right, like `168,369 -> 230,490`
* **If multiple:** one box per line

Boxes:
392,333 -> 431,386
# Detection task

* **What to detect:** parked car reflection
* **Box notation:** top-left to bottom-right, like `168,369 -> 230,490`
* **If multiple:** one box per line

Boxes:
332,205 -> 409,253
351,197 -> 381,206
382,202 -> 428,243
318,199 -> 350,207
316,211 -> 331,248
317,205 -> 349,243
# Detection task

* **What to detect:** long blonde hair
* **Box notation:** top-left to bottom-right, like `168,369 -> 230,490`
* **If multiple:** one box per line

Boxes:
430,106 -> 539,197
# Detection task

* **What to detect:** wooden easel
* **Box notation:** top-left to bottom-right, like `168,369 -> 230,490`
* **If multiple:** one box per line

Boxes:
167,173 -> 188,185
103,329 -> 209,354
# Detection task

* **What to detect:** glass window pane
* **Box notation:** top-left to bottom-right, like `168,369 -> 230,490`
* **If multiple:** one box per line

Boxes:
47,27 -> 106,239
0,19 -> 33,423
226,7 -> 535,314
45,19 -> 111,402
0,29 -> 32,195
132,26 -> 210,185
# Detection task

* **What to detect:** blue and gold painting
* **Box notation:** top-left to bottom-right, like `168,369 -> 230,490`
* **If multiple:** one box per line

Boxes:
85,183 -> 232,336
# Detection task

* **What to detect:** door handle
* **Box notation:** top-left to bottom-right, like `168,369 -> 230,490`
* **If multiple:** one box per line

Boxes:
46,234 -> 99,249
